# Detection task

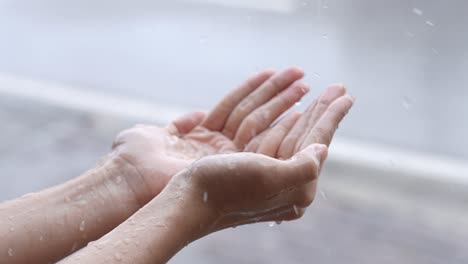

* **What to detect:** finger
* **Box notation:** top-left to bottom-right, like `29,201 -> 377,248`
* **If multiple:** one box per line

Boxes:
222,67 -> 304,139
299,94 -> 354,149
277,84 -> 346,159
167,110 -> 208,135
202,69 -> 276,131
244,129 -> 269,152
233,82 -> 308,148
256,111 -> 301,157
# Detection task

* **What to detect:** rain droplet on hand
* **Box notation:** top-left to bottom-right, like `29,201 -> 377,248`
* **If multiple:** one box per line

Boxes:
293,205 -> 299,215
115,176 -> 122,185
79,220 -> 86,232
8,248 -> 14,257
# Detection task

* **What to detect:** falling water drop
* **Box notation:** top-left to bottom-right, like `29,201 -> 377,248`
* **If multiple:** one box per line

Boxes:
425,20 -> 435,27
199,36 -> 208,44
403,96 -> 413,110
319,190 -> 328,200
412,8 -> 423,16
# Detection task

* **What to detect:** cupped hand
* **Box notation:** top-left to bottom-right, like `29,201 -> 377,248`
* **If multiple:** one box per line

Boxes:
168,143 -> 328,236
112,67 -> 310,203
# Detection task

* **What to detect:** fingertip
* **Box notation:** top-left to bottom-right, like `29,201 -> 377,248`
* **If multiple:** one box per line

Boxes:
285,66 -> 305,78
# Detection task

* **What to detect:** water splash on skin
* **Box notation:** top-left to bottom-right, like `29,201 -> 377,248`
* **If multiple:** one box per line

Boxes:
79,220 -> 86,232
293,205 -> 299,215
114,176 -> 122,185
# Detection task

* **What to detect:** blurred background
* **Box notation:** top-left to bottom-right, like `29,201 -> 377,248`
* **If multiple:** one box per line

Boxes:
1,0 -> 467,263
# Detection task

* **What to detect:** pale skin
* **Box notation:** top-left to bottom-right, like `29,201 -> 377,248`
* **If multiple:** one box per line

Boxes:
0,67 -> 354,263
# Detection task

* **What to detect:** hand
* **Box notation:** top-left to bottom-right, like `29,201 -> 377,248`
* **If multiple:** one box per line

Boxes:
168,143 -> 328,236
246,83 -> 354,159
112,67 -> 310,204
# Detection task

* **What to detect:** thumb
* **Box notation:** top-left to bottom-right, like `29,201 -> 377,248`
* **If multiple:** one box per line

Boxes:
288,144 -> 328,180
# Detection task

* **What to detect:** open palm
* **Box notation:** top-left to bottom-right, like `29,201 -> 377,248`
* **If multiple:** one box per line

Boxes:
111,67 -> 354,203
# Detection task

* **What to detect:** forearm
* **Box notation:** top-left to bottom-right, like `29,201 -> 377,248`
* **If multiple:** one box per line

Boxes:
0,155 -> 143,263
59,170 -> 214,264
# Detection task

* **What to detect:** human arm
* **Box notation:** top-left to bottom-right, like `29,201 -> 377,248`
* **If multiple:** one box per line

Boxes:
58,144 -> 328,264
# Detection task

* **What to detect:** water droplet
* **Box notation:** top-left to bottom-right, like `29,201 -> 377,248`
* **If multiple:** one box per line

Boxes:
203,192 -> 208,203
227,161 -> 236,170
425,20 -> 435,27
301,1 -> 308,6
412,8 -> 423,16
268,222 -> 276,227
114,253 -> 122,261
275,221 -> 282,225
295,101 -> 302,107
79,220 -> 86,232
403,96 -> 413,110
115,176 -> 122,185
39,235 -> 44,241
405,31 -> 415,38
70,242 -> 79,253
293,205 -> 299,215
8,248 -> 14,257
199,36 -> 208,44
319,190 -> 328,200
313,72 -> 321,78
322,34 -> 328,40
